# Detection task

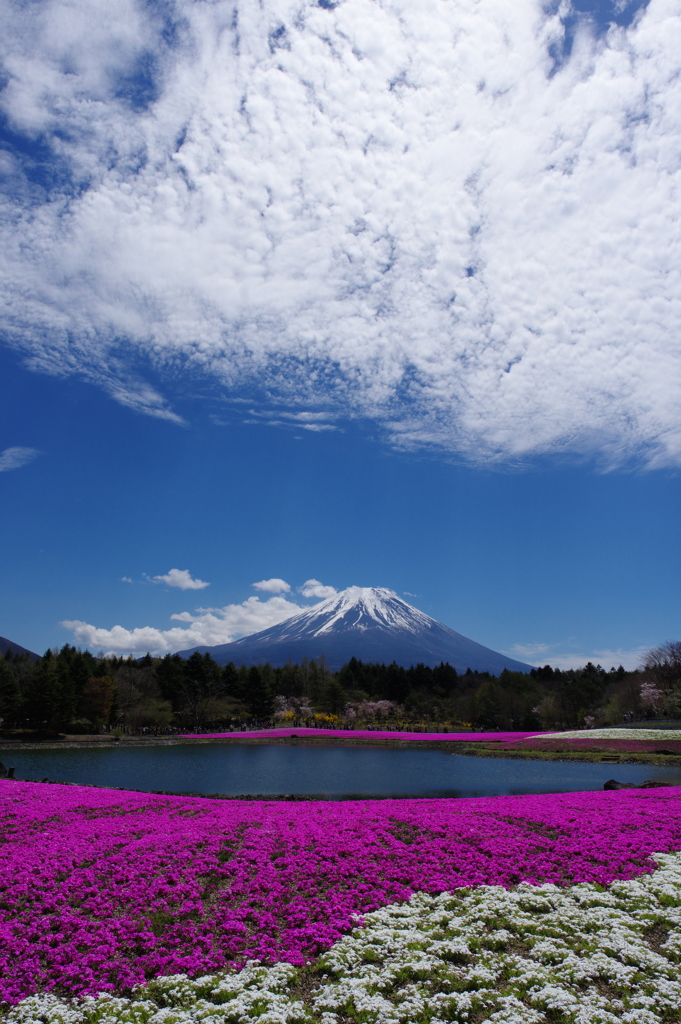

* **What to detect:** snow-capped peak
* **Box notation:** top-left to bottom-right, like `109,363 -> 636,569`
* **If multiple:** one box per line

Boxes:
174,583 -> 535,673
274,586 -> 435,640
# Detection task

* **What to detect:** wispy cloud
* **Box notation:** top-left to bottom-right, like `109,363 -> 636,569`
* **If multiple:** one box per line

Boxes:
508,642 -> 650,672
2,1 -> 681,464
242,410 -> 340,434
101,377 -> 184,425
62,594 -> 304,656
509,643 -> 551,660
151,569 -> 210,590
0,447 -> 39,473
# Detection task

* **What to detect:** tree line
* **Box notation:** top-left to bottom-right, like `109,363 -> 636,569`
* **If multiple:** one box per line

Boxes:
1,641 -> 680,735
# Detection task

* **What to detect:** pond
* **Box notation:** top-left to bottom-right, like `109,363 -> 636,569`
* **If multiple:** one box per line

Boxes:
2,742 -> 681,798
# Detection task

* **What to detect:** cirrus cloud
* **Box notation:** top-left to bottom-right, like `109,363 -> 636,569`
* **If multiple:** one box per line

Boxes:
2,0 -> 681,464
0,447 -> 39,473
508,641 -> 651,671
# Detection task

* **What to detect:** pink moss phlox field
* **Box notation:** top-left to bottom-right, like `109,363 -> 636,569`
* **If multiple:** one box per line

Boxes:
181,728 -> 544,741
4,784 -> 681,1004
501,737 -> 681,753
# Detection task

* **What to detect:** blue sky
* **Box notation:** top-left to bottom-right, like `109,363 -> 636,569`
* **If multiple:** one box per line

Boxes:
1,0 -> 679,669
2,339 -> 680,669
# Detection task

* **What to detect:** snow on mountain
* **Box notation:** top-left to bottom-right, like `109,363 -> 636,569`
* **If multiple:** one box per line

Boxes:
174,586 -> 534,674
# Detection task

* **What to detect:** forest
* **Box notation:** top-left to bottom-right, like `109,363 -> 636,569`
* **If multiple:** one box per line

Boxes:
0,642 -> 679,736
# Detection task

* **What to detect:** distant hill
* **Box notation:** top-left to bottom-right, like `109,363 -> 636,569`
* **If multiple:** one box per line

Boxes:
175,586 -> 534,674
0,636 -> 40,661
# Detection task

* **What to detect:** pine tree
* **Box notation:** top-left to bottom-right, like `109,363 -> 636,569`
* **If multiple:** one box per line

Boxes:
245,666 -> 274,719
0,658 -> 20,726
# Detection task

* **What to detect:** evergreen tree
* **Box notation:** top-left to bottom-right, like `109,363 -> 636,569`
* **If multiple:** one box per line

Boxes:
322,678 -> 347,714
245,666 -> 274,719
22,652 -> 71,730
384,662 -> 409,703
432,662 -> 458,697
155,653 -> 187,707
0,658 -> 20,726
278,658 -> 302,697
337,656 -> 364,692
223,661 -> 239,697
473,681 -> 504,730
176,652 -> 226,729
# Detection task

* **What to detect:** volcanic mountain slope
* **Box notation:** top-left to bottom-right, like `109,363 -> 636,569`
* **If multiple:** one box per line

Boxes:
0,636 -> 40,660
175,587 -> 534,673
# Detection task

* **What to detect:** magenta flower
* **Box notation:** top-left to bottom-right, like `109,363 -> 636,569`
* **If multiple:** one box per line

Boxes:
2,780 -> 681,1005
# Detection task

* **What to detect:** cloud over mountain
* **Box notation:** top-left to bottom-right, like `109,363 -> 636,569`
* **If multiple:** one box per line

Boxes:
299,579 -> 338,599
62,594 -> 305,656
2,0 -> 681,464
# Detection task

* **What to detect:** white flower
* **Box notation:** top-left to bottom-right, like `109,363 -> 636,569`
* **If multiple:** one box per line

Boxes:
9,855 -> 681,1023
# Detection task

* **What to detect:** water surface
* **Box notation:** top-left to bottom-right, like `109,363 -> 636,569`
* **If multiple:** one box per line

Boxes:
2,743 -> 680,798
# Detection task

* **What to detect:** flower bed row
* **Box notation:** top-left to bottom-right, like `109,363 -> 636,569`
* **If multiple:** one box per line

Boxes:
539,728 -> 681,741
500,736 -> 681,754
3,781 -> 681,1005
180,728 -> 543,742
8,851 -> 681,1023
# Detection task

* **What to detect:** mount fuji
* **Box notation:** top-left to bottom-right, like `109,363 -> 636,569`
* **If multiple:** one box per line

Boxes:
175,587 -> 534,674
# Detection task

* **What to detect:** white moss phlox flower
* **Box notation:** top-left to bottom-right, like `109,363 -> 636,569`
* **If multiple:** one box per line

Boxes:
7,854 -> 681,1023
533,728 -> 681,741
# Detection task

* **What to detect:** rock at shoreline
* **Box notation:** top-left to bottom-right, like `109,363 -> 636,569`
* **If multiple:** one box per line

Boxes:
604,778 -> 671,790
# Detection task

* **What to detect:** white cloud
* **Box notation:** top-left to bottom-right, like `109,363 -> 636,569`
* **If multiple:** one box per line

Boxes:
120,576 -> 133,583
152,568 -> 210,590
252,578 -> 291,593
509,642 -> 650,671
2,0 -> 681,464
241,409 -> 340,433
61,594 -> 303,656
300,579 -> 338,599
509,643 -> 551,660
0,447 -> 39,472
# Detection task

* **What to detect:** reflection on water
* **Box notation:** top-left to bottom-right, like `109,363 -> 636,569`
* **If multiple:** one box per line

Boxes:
2,743 -> 681,799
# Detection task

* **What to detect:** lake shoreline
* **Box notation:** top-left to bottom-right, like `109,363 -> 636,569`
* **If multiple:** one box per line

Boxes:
1,732 -> 680,765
